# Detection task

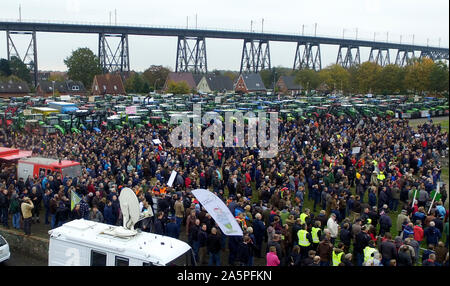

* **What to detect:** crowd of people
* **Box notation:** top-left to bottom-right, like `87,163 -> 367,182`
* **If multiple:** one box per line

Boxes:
0,113 -> 449,267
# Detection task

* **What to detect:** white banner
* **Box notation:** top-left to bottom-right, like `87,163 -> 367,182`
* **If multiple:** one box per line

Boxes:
191,189 -> 243,236
352,147 -> 361,154
167,170 -> 177,187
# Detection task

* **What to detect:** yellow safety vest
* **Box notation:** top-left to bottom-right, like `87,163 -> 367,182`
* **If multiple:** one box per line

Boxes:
297,230 -> 311,247
332,251 -> 344,266
300,213 -> 308,225
363,246 -> 377,264
377,172 -> 385,181
311,227 -> 321,243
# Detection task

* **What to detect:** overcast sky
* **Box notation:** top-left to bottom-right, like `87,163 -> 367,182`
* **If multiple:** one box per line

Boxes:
0,0 -> 448,72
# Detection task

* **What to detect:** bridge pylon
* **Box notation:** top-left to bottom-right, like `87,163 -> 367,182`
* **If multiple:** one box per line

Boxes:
175,36 -> 207,74
336,45 -> 361,69
240,39 -> 271,74
368,48 -> 390,66
293,42 -> 321,71
395,49 -> 416,67
98,33 -> 130,74
6,30 -> 38,87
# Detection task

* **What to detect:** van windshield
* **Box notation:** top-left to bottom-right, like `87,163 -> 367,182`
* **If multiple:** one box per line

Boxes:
143,249 -> 196,266
166,249 -> 196,266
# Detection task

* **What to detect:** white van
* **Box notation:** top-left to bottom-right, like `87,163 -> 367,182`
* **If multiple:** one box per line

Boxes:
48,219 -> 194,266
0,235 -> 10,263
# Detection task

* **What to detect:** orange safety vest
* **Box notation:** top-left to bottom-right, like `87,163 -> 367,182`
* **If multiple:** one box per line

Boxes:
152,186 -> 160,195
160,187 -> 167,195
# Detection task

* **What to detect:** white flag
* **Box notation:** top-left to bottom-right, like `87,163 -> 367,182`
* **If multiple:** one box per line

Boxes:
167,170 -> 177,187
191,189 -> 243,236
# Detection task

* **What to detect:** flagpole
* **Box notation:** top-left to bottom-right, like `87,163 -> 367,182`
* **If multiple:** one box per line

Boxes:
411,189 -> 417,208
428,183 -> 440,214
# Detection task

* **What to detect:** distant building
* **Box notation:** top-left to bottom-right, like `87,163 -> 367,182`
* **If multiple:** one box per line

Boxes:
234,73 -> 266,94
163,72 -> 197,92
36,80 -> 86,97
197,74 -> 234,93
276,75 -> 302,95
91,73 -> 126,96
0,80 -> 30,98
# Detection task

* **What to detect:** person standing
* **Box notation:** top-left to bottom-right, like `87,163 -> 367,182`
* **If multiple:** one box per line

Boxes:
297,224 -> 312,259
252,213 -> 266,258
317,237 -> 333,266
197,224 -> 209,265
207,227 -> 222,266
9,191 -> 21,230
21,197 -> 34,235
354,225 -> 371,266
379,232 -> 397,266
327,213 -> 339,245
266,246 -> 280,266
0,189 -> 9,228
424,221 -> 441,247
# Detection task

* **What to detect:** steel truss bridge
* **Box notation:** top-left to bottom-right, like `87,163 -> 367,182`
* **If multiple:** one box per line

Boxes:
0,20 -> 448,86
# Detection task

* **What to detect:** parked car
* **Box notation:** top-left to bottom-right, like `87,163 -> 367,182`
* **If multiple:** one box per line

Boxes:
0,235 -> 11,263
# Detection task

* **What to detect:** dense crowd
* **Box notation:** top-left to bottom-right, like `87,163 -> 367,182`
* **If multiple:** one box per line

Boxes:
0,113 -> 449,266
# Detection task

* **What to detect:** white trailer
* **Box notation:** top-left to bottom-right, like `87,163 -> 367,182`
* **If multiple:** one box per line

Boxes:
48,219 -> 193,266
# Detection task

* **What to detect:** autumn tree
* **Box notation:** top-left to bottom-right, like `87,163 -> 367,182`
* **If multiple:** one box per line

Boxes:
404,57 -> 435,94
318,64 -> 350,92
428,60 -> 449,94
142,65 -> 171,91
64,47 -> 102,88
166,80 -> 191,94
294,68 -> 320,92
353,62 -> 382,93
376,64 -> 405,95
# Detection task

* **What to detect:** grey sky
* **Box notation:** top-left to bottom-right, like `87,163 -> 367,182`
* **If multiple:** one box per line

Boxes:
0,0 -> 448,72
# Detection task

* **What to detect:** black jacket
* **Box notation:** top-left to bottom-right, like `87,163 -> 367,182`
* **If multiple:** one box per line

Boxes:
197,230 -> 208,247
207,233 -> 222,254
339,228 -> 352,246
0,192 -> 8,208
354,231 -> 371,253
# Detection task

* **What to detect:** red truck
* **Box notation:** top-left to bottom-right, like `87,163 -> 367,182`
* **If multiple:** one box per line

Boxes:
17,157 -> 81,180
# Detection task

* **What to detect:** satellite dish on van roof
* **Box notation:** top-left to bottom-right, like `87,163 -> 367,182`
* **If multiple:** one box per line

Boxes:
119,187 -> 140,231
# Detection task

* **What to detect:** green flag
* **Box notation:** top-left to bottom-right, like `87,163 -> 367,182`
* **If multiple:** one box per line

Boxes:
71,191 -> 82,211
430,190 -> 442,202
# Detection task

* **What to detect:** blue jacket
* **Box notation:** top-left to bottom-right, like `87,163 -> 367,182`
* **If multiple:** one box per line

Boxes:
368,192 -> 377,207
252,219 -> 266,240
424,226 -> 441,245
166,222 -> 179,238
103,205 -> 115,225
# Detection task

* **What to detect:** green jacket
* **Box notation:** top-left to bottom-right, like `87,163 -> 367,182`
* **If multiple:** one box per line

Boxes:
9,198 -> 20,214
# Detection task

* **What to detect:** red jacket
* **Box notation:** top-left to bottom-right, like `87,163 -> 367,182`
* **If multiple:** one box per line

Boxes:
185,177 -> 192,189
414,225 -> 424,242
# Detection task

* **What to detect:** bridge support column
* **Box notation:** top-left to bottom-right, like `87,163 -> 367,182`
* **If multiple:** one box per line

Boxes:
6,30 -> 38,87
395,49 -> 415,66
336,45 -> 360,68
368,48 -> 390,66
293,42 -> 321,71
240,39 -> 271,74
98,33 -> 130,74
175,36 -> 207,74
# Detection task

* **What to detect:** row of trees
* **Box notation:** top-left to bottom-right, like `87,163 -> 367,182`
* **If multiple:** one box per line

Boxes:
124,65 -> 171,93
293,58 -> 449,95
3,47 -> 448,97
